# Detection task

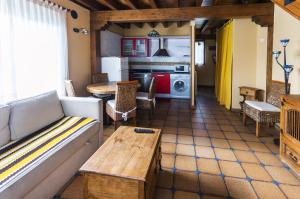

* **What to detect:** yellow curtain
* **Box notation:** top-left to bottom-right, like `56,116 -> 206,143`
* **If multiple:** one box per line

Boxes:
215,20 -> 233,110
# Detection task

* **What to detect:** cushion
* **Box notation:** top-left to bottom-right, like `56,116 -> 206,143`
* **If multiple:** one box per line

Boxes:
0,116 -> 99,198
245,100 -> 280,112
8,91 -> 64,140
0,105 -> 10,147
107,100 -> 115,109
136,92 -> 149,100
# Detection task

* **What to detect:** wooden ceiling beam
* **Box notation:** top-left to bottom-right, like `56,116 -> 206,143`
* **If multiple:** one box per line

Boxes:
141,0 -> 157,8
272,0 -> 300,20
177,21 -> 189,27
162,22 -> 171,28
134,23 -> 144,28
91,3 -> 274,27
70,0 -> 103,11
96,0 -> 118,10
196,0 -> 204,6
118,0 -> 137,9
195,34 -> 216,40
149,22 -> 158,28
252,15 -> 274,27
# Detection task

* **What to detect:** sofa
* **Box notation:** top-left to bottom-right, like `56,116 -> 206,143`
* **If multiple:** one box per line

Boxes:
0,91 -> 103,199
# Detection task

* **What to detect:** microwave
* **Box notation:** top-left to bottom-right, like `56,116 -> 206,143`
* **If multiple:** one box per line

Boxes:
174,65 -> 190,73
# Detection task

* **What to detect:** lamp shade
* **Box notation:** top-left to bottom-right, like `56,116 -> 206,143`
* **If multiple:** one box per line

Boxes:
273,51 -> 281,59
148,29 -> 160,37
284,65 -> 294,73
280,39 -> 290,47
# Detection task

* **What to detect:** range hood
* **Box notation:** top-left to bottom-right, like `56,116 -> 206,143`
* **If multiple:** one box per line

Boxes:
153,38 -> 170,57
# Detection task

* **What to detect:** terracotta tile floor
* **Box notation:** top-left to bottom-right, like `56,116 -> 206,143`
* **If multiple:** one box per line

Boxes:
61,88 -> 300,199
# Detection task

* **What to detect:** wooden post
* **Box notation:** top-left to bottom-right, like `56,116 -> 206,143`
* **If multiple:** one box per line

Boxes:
91,29 -> 101,76
266,25 -> 273,96
190,20 -> 196,109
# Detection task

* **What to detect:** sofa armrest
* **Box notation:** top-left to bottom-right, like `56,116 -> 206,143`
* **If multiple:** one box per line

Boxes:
60,97 -> 103,122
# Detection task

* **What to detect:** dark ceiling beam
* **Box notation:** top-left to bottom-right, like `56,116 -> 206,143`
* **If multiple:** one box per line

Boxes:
96,0 -> 118,10
141,0 -> 157,8
92,3 -> 274,26
196,0 -> 204,6
149,22 -> 158,28
201,20 -> 214,32
134,23 -> 144,28
195,34 -> 216,40
199,20 -> 208,32
177,21 -> 189,27
162,22 -> 171,28
201,0 -> 218,33
252,15 -> 274,27
70,0 -> 104,10
118,0 -> 137,9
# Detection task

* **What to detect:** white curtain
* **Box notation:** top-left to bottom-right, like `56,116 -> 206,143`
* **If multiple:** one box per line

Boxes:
0,0 -> 68,103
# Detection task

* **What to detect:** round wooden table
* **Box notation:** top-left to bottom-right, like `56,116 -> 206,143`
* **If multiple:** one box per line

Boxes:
87,81 -> 141,95
87,82 -> 118,95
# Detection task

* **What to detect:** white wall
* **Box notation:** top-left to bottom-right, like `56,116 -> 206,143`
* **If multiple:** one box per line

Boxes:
256,26 -> 268,94
273,5 -> 300,94
197,40 -> 216,86
101,30 -> 122,57
231,18 -> 268,109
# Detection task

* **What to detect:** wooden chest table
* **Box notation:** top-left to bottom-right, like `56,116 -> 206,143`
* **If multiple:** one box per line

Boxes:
80,126 -> 161,199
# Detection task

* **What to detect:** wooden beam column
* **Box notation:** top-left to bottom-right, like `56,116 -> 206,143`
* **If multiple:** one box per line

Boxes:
91,29 -> 101,76
190,20 -> 196,108
266,25 -> 274,95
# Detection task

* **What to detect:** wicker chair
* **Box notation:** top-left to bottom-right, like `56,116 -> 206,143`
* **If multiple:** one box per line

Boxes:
243,80 -> 289,137
106,80 -> 138,130
65,80 -> 76,97
136,77 -> 157,119
92,73 -> 109,84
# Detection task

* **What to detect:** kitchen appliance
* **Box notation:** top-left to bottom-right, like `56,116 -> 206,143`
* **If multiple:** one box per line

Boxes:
130,69 -> 152,92
101,57 -> 129,81
152,73 -> 171,94
153,38 -> 170,57
174,64 -> 190,73
170,74 -> 190,99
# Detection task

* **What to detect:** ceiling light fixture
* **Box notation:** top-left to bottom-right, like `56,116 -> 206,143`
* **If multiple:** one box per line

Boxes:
147,29 -> 160,37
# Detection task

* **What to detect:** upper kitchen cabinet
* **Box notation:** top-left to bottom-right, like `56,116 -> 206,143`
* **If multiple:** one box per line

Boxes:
121,38 -> 149,57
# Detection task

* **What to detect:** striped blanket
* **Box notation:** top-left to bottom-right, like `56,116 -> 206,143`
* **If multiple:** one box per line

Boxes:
0,116 -> 95,190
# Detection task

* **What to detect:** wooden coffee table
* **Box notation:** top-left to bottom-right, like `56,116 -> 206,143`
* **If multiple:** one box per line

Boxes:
80,126 -> 161,199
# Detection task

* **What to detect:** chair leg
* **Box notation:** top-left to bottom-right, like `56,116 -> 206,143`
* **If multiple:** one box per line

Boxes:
148,109 -> 152,121
132,118 -> 137,126
114,121 -> 120,130
256,121 -> 261,137
243,112 -> 247,126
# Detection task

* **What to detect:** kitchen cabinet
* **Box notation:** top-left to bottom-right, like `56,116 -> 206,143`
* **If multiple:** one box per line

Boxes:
152,73 -> 170,94
121,38 -> 149,57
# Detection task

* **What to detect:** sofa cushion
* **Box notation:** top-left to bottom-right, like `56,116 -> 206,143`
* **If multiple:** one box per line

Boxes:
0,105 -> 10,147
0,116 -> 97,195
9,91 -> 64,140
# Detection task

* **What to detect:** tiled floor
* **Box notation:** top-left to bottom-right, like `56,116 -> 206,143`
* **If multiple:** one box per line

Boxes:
61,88 -> 300,199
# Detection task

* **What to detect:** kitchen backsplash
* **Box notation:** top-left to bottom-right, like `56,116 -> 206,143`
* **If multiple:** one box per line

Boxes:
129,56 -> 190,63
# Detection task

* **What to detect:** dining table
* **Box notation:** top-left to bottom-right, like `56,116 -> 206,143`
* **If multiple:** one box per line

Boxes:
86,81 -> 141,125
87,81 -> 119,95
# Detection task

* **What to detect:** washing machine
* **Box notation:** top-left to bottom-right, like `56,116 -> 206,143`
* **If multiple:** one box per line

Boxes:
170,74 -> 191,99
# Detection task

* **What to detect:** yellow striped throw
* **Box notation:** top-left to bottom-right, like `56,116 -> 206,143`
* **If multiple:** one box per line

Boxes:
0,116 -> 95,189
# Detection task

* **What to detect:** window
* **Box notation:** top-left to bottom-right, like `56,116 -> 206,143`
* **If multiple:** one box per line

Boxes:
195,41 -> 205,66
0,0 -> 68,104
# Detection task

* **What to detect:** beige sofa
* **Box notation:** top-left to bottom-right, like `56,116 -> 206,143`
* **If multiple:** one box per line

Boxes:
0,91 -> 103,199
